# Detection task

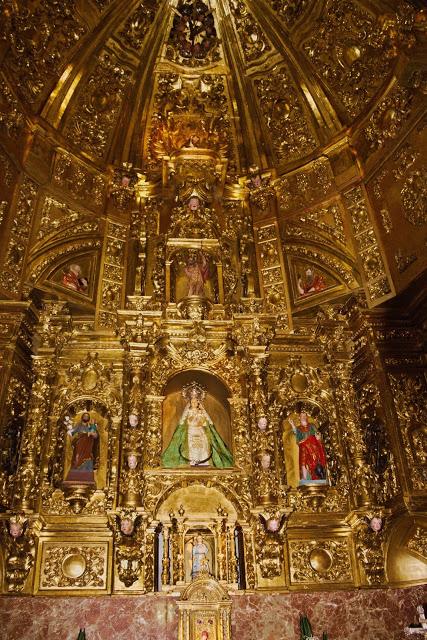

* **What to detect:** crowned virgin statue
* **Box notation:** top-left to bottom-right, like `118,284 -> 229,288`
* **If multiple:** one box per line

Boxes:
162,383 -> 233,468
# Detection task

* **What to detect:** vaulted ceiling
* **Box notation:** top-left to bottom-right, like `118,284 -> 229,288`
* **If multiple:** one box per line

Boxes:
2,0 -> 422,168
0,0 -> 426,315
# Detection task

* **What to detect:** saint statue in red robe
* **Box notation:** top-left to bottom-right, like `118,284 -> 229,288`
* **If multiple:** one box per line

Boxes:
289,412 -> 327,484
65,412 -> 99,483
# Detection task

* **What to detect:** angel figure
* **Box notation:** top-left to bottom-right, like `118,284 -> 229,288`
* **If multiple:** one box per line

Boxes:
162,382 -> 233,468
355,514 -> 387,585
256,513 -> 287,579
109,512 -> 145,588
1,515 -> 35,592
259,512 -> 287,535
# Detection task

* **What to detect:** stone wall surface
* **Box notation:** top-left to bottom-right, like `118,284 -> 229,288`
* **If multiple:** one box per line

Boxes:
0,585 -> 426,640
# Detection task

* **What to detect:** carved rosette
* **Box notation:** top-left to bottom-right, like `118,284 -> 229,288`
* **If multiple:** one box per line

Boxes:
289,539 -> 352,585
38,543 -> 108,591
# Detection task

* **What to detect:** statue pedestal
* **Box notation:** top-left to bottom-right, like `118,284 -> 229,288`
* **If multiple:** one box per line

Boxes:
177,296 -> 213,320
62,482 -> 94,513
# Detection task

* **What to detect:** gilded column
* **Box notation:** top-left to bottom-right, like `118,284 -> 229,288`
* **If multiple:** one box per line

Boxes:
176,511 -> 186,584
14,356 -> 55,511
250,356 -> 277,505
0,301 -> 38,509
162,525 -> 171,586
143,395 -> 164,468
328,355 -> 376,508
228,396 -> 251,473
144,528 -> 156,592
344,301 -> 405,502
13,301 -> 71,511
243,526 -> 256,589
226,523 -> 237,584
120,355 -> 145,506
214,516 -> 227,582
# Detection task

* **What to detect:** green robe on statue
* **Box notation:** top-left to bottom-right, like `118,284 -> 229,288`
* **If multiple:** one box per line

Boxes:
162,403 -> 233,468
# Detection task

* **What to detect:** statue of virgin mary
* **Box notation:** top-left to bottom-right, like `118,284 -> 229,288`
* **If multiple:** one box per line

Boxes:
162,382 -> 233,468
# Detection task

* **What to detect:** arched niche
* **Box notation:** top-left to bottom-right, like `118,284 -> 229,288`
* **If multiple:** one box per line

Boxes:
162,370 -> 232,464
156,485 -> 238,523
54,398 -> 110,490
155,485 -> 240,590
281,399 -> 331,489
169,247 -> 219,303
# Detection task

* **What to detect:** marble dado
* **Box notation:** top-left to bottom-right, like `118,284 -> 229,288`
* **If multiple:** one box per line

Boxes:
0,585 -> 426,640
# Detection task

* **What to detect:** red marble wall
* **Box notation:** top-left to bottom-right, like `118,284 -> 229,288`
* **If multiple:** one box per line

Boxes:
231,586 -> 427,640
0,585 -> 426,640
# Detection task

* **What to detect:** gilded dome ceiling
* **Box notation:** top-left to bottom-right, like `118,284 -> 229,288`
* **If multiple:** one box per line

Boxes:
0,0 -> 426,315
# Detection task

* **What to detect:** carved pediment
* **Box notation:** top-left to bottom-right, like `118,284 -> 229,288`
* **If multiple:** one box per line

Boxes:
179,574 -> 231,603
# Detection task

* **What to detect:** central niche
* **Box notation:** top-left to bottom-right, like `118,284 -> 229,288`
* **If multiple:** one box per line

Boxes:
161,371 -> 233,469
170,247 -> 219,303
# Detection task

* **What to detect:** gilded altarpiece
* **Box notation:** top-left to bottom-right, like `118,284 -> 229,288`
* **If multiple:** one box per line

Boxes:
0,5 -> 426,636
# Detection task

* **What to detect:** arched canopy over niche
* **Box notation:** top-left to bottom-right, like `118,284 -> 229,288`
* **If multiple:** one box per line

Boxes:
155,484 -> 238,524
162,369 -> 232,457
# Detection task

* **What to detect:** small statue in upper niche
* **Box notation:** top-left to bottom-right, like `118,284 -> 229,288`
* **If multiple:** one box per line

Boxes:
185,250 -> 210,297
297,267 -> 326,297
62,264 -> 88,293
191,533 -> 210,578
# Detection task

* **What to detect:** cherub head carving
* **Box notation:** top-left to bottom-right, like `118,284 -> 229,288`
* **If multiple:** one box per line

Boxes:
8,514 -> 27,539
369,516 -> 383,532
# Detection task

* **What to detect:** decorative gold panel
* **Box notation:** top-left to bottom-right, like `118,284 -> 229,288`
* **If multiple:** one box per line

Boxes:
53,151 -> 106,209
230,0 -> 273,63
254,65 -> 318,162
343,185 -> 394,306
0,177 -> 38,296
302,0 -> 396,118
37,541 -> 110,593
63,51 -> 133,160
288,538 -> 353,585
2,1 -> 86,105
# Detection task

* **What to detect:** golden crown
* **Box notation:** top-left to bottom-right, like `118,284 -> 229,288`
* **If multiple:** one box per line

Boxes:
182,381 -> 206,402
